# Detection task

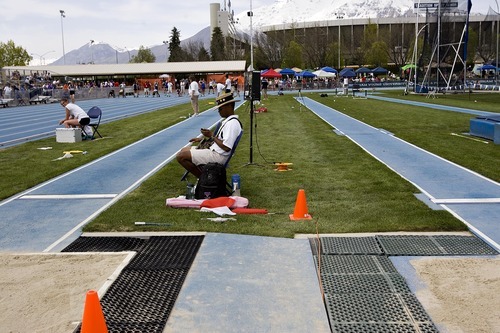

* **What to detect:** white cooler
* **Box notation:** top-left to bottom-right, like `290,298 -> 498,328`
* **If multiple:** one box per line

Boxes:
56,128 -> 82,143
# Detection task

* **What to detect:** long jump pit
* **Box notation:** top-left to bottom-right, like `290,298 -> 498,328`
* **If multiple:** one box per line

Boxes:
0,252 -> 133,333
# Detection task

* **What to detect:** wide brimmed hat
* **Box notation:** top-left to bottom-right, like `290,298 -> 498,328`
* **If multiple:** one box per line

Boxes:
216,92 -> 240,108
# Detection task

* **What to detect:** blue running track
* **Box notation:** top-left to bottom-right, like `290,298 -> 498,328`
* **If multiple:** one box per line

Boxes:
298,97 -> 500,251
0,94 -> 213,148
0,98 -> 246,252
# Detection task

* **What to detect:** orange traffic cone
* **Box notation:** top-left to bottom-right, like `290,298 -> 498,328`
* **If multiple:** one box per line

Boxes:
289,189 -> 312,220
81,290 -> 108,333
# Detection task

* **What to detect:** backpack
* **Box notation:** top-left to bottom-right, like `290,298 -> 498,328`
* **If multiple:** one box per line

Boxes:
195,163 -> 229,199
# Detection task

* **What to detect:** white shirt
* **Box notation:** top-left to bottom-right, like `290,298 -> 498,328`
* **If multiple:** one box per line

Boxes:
189,81 -> 199,96
225,78 -> 232,90
216,83 -> 225,95
211,115 -> 242,156
3,86 -> 12,98
66,103 -> 89,121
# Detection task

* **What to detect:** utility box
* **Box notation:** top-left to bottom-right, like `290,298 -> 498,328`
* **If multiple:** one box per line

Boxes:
56,128 -> 82,143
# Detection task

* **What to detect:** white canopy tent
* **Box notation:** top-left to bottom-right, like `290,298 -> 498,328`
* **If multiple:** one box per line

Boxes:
312,69 -> 336,78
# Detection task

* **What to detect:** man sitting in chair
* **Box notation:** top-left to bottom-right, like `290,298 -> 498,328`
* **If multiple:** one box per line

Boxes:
176,92 -> 242,178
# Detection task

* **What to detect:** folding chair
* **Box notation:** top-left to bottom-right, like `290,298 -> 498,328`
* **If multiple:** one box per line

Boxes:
180,130 -> 244,186
16,92 -> 27,106
84,106 -> 102,139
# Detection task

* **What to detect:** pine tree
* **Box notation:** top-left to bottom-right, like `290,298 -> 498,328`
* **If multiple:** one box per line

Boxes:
168,27 -> 184,62
210,27 -> 226,61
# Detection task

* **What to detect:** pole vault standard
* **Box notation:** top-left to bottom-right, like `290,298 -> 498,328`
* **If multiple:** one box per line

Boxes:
416,0 -> 472,91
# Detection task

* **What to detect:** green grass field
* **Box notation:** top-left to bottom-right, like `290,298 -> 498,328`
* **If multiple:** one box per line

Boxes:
2,90 -> 498,237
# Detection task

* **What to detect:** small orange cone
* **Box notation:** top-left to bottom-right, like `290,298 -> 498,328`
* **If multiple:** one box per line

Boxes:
81,290 -> 108,333
289,189 -> 312,220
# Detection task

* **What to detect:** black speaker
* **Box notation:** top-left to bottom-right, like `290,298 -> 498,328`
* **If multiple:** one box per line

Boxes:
251,71 -> 261,101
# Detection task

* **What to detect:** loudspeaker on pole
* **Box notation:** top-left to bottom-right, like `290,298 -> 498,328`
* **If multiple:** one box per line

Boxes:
251,71 -> 261,101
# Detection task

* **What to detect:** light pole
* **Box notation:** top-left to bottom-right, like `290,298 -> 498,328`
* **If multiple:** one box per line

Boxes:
90,40 -> 94,64
494,0 -> 499,87
335,12 -> 344,69
59,10 -> 66,65
33,50 -> 56,65
124,46 -> 131,62
248,0 -> 254,71
163,41 -> 168,61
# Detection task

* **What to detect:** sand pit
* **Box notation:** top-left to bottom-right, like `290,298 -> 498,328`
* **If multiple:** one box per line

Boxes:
0,253 -> 132,333
411,256 -> 500,333
1,251 -> 498,333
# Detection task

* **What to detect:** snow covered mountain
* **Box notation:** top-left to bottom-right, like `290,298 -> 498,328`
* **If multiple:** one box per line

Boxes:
235,0 -> 415,32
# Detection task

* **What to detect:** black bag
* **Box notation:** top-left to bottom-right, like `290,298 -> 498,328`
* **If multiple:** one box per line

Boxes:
195,163 -> 229,199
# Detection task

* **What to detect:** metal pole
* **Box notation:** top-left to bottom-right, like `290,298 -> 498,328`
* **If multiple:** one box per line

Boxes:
336,13 -> 344,69
90,40 -> 94,64
59,10 -> 66,65
163,41 -> 168,62
495,0 -> 499,87
249,0 -> 254,71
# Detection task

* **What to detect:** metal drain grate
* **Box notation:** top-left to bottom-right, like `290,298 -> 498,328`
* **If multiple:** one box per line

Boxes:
331,323 -> 438,333
377,235 -> 498,256
62,236 -> 146,252
325,293 -> 435,326
126,236 -> 204,270
68,235 -> 204,333
433,235 -> 498,255
325,293 -> 413,322
321,273 -> 411,294
377,235 -> 442,256
321,236 -> 383,255
101,269 -> 188,332
316,255 -> 398,274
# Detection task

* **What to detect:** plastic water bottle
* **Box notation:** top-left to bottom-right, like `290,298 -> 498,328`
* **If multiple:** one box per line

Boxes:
186,183 -> 195,199
231,174 -> 241,196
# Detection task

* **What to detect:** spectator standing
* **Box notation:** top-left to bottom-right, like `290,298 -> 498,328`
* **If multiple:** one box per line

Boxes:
216,82 -> 225,96
3,84 -> 12,99
188,76 -> 200,116
261,78 -> 268,100
225,74 -> 232,93
68,81 -> 76,103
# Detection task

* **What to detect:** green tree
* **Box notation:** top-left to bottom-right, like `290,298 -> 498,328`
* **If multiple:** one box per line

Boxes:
168,27 -> 184,62
0,40 -> 31,68
198,46 -> 211,61
365,41 -> 389,67
130,46 -> 156,63
466,29 -> 479,65
281,40 -> 303,68
210,27 -> 226,61
325,42 -> 342,69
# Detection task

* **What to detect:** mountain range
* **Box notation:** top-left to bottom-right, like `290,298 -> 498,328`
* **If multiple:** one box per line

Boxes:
47,0 -> 484,66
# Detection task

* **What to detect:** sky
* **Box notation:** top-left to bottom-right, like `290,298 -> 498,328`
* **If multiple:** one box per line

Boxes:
1,0 -> 496,65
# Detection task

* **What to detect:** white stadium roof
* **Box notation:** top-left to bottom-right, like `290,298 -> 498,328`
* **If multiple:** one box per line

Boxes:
2,60 -> 246,77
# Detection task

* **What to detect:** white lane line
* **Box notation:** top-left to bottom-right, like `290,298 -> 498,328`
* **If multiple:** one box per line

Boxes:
19,194 -> 117,200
